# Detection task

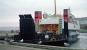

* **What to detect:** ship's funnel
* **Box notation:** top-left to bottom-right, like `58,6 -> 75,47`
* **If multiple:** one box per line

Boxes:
63,9 -> 69,40
35,11 -> 42,23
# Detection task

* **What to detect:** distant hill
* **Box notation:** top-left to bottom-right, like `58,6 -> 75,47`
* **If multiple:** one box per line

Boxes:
0,27 -> 19,31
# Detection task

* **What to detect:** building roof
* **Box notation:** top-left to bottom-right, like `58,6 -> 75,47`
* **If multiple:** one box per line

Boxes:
75,17 -> 87,25
39,16 -> 59,24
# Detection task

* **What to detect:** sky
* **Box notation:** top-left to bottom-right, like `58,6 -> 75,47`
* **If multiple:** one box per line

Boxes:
0,0 -> 87,27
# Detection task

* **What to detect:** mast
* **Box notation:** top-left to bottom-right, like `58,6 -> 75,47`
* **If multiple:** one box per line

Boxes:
54,0 -> 57,16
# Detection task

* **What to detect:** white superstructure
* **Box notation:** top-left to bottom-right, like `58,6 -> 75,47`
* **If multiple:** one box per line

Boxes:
39,14 -> 80,32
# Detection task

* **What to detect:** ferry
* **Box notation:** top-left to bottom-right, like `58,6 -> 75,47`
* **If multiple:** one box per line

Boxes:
34,9 -> 80,45
12,9 -> 80,46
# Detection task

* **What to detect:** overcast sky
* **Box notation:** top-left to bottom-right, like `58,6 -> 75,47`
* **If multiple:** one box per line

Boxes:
0,0 -> 87,27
